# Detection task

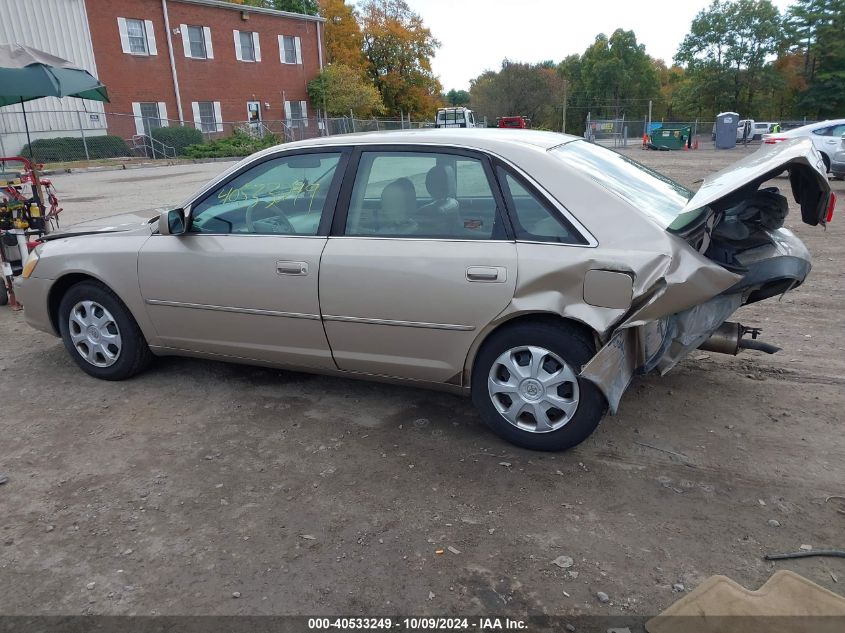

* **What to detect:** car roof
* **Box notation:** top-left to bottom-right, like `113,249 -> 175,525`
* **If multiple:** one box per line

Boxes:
271,129 -> 580,154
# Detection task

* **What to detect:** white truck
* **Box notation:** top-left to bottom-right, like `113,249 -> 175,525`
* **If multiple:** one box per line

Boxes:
435,107 -> 480,128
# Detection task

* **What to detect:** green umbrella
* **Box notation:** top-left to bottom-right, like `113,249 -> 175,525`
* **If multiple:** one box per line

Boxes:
0,43 -> 109,156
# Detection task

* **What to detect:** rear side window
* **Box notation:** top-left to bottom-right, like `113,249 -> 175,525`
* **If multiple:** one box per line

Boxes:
344,151 -> 505,239
497,167 -> 586,245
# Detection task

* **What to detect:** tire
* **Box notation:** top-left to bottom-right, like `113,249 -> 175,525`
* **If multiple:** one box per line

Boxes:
58,280 -> 152,380
0,280 -> 8,306
471,321 -> 607,451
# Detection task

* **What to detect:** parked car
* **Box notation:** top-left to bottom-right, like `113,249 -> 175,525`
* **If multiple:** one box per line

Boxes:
737,119 -> 755,141
16,130 -> 835,451
497,116 -> 530,129
832,134 -> 845,179
763,119 -> 845,173
435,107 -> 480,128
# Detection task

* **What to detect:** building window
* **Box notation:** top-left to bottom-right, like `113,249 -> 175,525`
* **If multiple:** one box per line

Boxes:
234,30 -> 260,62
279,35 -> 302,64
118,17 -> 157,56
132,102 -> 168,136
139,103 -> 162,134
126,19 -> 148,54
240,31 -> 255,61
181,25 -> 213,59
192,101 -> 222,133
188,26 -> 207,58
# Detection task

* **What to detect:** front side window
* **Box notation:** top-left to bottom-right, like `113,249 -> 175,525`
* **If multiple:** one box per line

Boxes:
345,151 -> 502,239
187,26 -> 207,58
239,31 -> 255,61
190,153 -> 342,235
126,19 -> 148,54
497,168 -> 585,244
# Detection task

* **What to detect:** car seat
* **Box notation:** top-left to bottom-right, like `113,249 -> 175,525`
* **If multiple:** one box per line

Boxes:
416,165 -> 461,236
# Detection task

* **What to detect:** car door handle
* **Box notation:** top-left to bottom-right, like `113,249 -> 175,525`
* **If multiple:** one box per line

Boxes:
466,266 -> 506,283
276,260 -> 308,276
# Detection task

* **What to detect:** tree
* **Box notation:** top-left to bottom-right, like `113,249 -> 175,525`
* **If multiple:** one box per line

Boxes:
308,64 -> 385,116
359,0 -> 442,118
444,89 -> 470,106
785,0 -> 845,117
319,0 -> 365,68
579,29 -> 659,119
228,0 -> 320,14
469,60 -> 565,129
675,0 -> 783,115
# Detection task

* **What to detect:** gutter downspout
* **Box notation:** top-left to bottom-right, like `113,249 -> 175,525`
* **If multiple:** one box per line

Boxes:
316,20 -> 328,135
161,0 -> 184,123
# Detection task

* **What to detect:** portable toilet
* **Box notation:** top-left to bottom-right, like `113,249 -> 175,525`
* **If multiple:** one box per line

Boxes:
715,112 -> 739,149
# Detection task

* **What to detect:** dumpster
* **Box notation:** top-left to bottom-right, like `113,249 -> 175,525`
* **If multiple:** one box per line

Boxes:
714,112 -> 739,149
649,124 -> 691,150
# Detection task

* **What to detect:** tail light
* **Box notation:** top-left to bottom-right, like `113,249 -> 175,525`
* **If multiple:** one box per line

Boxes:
763,136 -> 788,144
827,192 -> 836,223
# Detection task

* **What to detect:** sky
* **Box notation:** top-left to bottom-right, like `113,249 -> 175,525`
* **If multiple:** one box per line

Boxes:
401,0 -> 795,92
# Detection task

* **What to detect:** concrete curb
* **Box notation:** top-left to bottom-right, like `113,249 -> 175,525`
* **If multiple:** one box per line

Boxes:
41,156 -> 238,176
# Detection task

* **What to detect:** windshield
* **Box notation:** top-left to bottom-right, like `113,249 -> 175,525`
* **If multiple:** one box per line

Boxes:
551,140 -> 694,228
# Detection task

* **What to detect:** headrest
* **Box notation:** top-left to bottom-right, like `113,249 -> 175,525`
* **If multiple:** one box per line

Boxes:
425,165 -> 456,200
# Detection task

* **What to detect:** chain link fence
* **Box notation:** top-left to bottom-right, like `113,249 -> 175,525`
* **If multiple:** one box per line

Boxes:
586,116 -> 822,151
0,107 -> 825,164
0,108 -> 435,164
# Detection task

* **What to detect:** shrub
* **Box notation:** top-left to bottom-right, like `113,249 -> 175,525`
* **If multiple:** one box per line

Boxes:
151,126 -> 204,155
185,128 -> 282,159
20,135 -> 129,162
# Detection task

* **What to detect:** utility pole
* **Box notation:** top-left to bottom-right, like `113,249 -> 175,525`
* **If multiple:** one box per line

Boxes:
647,99 -> 652,137
561,80 -> 568,134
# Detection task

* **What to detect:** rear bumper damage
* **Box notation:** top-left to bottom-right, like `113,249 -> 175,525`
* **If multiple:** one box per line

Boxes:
580,226 -> 814,413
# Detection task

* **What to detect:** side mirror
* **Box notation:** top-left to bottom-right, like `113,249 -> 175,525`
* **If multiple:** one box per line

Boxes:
159,208 -> 187,235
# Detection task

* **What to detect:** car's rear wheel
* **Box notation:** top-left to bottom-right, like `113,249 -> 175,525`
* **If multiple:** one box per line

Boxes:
58,280 -> 152,380
471,321 -> 607,451
821,152 -> 831,173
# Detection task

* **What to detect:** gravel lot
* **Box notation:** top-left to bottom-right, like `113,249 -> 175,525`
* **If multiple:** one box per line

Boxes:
1,147 -> 843,618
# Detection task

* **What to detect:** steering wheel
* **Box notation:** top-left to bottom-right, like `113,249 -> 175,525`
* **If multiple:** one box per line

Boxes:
245,202 -> 294,234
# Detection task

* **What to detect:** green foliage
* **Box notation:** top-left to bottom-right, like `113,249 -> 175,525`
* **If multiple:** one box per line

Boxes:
470,60 -> 565,130
308,64 -> 384,116
579,29 -> 659,118
185,128 -> 281,159
444,89 -> 470,106
231,0 -> 319,15
21,135 -> 129,162
150,126 -> 204,156
784,0 -> 845,117
674,0 -> 784,116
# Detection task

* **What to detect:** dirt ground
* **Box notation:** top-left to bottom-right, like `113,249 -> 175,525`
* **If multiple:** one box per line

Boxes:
1,145 -> 843,620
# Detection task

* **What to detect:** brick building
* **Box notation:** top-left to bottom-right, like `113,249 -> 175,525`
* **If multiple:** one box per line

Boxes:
0,0 -> 325,152
90,0 -> 325,139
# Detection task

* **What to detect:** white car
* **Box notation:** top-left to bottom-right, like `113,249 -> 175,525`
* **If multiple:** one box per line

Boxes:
763,119 -> 845,173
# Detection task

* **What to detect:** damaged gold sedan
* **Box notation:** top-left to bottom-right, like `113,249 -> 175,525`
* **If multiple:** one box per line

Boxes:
16,130 -> 836,450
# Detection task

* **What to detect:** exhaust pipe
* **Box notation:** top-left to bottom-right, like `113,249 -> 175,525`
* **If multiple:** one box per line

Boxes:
699,322 -> 781,356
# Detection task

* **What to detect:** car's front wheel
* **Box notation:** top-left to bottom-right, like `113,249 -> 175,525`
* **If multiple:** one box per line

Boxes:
58,280 -> 152,380
471,321 -> 607,451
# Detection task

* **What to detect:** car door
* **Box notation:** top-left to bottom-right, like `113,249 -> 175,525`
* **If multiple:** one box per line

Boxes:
319,147 -> 517,384
138,149 -> 348,368
812,123 -> 845,157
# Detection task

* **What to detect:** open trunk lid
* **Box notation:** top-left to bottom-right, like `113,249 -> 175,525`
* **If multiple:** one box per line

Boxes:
676,138 -> 831,227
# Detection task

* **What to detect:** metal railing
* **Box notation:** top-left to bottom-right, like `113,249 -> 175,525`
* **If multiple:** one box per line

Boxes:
130,134 -> 177,159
